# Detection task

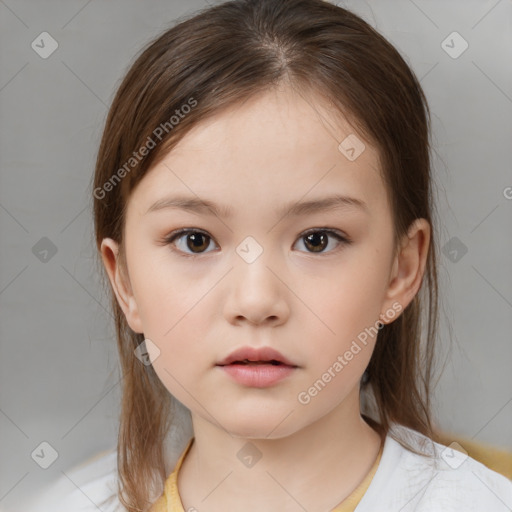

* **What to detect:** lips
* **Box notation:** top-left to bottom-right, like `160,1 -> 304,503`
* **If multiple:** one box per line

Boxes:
216,346 -> 297,367
216,346 -> 298,388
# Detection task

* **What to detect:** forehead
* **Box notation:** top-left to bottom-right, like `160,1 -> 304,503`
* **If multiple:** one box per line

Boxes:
128,85 -> 388,219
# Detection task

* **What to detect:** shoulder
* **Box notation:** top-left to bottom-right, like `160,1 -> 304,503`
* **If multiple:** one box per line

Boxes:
357,424 -> 512,512
25,448 -> 124,512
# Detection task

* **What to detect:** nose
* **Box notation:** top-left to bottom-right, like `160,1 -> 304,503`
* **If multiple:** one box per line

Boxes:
223,248 -> 290,327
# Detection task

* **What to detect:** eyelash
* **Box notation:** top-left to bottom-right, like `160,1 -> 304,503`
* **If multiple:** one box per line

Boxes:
160,227 -> 352,258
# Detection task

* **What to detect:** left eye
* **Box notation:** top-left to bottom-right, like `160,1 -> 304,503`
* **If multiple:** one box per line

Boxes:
294,229 -> 350,254
165,229 -> 218,255
162,228 -> 350,256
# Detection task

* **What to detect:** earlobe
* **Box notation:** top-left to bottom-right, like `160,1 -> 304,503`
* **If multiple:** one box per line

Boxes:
380,219 -> 430,323
100,238 -> 144,334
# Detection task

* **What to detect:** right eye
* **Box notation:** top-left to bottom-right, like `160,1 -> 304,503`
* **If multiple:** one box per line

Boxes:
162,229 -> 218,257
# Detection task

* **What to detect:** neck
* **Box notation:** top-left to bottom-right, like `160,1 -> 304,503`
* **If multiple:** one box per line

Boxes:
177,389 -> 383,512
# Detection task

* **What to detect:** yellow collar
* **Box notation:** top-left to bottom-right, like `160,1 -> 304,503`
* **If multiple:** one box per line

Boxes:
151,437 -> 383,512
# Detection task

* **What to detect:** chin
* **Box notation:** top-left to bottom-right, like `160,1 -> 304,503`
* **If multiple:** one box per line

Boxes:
221,409 -> 299,440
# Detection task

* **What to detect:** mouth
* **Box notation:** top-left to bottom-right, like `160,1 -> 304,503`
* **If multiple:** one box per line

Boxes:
216,346 -> 297,368
215,347 -> 298,387
224,359 -> 285,366
217,360 -> 297,388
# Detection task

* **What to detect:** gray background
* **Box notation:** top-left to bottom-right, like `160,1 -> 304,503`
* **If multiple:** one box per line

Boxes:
1,0 -> 511,510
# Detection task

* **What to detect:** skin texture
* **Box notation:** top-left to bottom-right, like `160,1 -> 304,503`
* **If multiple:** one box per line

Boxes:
101,83 -> 430,511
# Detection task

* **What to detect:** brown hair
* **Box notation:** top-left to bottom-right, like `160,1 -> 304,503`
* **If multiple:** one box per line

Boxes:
92,0 -> 440,510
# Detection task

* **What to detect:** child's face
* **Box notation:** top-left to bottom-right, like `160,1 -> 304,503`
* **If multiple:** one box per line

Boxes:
106,85 -> 405,438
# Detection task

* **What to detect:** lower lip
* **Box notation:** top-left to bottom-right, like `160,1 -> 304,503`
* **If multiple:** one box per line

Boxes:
217,363 -> 296,387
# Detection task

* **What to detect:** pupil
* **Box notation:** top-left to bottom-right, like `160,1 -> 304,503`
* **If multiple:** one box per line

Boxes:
188,233 -> 208,252
305,232 -> 326,252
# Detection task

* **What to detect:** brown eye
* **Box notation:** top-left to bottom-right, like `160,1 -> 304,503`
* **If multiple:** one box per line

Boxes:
163,228 -> 350,257
295,229 -> 350,254
164,229 -> 217,256
185,232 -> 211,253
304,232 -> 328,252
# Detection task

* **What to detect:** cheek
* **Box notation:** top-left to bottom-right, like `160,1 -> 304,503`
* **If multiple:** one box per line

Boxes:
135,282 -> 209,354
301,258 -> 388,374
314,263 -> 386,336
126,246 -> 207,349
136,275 -> 213,401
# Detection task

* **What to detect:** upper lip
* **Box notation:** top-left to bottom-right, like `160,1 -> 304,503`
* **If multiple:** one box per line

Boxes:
216,346 -> 297,367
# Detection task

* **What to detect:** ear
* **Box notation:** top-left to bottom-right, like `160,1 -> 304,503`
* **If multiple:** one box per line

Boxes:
380,218 -> 431,324
100,238 -> 144,334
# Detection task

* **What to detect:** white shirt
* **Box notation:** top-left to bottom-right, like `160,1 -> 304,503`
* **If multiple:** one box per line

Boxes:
25,424 -> 512,511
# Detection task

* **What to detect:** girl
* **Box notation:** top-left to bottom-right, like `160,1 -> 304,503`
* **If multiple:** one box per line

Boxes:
30,0 -> 512,511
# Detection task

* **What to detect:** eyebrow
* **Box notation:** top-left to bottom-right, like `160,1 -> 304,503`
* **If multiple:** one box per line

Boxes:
145,193 -> 369,218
